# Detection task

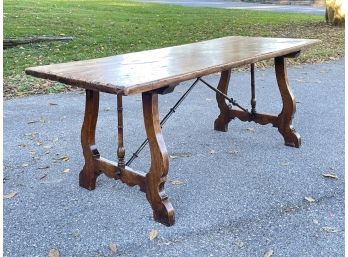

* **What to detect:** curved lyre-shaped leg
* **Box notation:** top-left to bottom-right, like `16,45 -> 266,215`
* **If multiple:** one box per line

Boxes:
79,90 -> 101,190
214,70 -> 232,132
142,92 -> 175,226
275,57 -> 301,148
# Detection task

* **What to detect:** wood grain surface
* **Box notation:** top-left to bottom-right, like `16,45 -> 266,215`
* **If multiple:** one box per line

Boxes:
25,36 -> 319,95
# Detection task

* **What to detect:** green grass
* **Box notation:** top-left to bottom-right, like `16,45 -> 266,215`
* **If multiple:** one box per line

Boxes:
3,0 -> 344,97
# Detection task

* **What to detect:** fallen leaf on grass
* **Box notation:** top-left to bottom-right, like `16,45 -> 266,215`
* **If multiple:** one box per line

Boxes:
149,229 -> 159,240
48,249 -> 60,257
109,242 -> 117,253
263,249 -> 274,257
4,192 -> 17,200
305,196 -> 316,203
63,168 -> 70,173
322,172 -> 338,179
321,226 -> 339,233
171,179 -> 185,185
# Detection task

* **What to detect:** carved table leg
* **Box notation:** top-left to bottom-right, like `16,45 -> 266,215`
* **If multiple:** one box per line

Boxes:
214,70 -> 232,132
275,57 -> 301,148
79,89 -> 101,190
142,92 -> 175,226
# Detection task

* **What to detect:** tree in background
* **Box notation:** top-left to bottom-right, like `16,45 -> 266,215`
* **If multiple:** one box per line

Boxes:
325,0 -> 345,26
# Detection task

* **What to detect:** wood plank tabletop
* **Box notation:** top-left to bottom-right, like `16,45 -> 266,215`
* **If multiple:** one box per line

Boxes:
25,36 -> 319,95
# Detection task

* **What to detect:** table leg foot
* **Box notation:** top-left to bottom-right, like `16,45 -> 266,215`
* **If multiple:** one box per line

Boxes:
214,114 -> 230,132
214,70 -> 232,132
152,199 -> 175,226
275,57 -> 301,148
278,127 -> 301,148
142,91 -> 175,226
79,165 -> 99,190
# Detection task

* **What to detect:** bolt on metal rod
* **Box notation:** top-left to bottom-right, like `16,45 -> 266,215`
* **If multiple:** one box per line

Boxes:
198,77 -> 249,113
126,78 -> 200,166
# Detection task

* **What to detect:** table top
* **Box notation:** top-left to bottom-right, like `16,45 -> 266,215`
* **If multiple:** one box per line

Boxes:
25,36 -> 319,95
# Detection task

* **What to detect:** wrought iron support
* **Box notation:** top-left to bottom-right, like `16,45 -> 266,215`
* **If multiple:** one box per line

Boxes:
250,63 -> 256,116
198,77 -> 249,113
126,78 -> 200,166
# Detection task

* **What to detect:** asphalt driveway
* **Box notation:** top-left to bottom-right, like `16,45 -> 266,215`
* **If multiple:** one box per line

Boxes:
4,59 -> 344,256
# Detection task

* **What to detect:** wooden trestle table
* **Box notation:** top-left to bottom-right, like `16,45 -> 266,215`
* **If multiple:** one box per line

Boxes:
26,36 -> 319,226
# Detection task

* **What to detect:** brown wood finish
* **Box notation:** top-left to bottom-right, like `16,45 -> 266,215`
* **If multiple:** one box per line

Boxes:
78,89 -> 147,188
214,70 -> 232,132
274,57 -> 301,147
79,90 -> 101,190
213,56 -> 300,147
117,95 -> 126,169
78,90 -> 173,225
25,37 -> 319,96
26,36 -> 320,226
142,92 -> 175,226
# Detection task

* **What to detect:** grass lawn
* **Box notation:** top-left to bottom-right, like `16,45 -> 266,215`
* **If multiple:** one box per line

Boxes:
3,0 -> 344,98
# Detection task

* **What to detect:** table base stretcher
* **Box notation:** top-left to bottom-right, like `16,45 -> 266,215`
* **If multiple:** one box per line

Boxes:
79,55 -> 300,226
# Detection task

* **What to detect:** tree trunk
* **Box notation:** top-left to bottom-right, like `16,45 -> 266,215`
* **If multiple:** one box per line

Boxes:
325,0 -> 345,26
